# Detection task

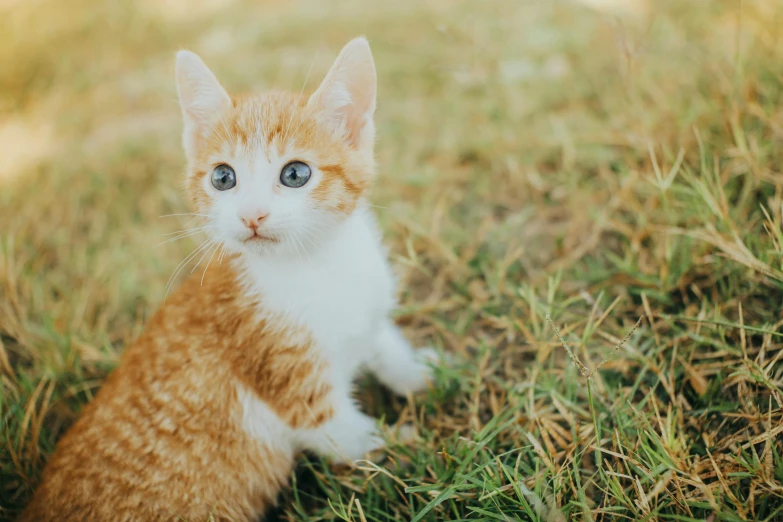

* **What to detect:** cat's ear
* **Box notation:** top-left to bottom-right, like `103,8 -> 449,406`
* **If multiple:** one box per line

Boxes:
175,50 -> 231,156
308,37 -> 377,152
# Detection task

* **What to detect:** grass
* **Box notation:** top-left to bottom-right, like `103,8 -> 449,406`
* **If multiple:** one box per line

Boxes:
1,0 -> 783,520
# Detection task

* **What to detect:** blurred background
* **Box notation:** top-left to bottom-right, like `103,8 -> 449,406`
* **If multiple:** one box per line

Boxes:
2,0 -> 782,520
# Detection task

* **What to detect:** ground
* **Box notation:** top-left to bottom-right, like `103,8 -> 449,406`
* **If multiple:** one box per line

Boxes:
1,0 -> 782,520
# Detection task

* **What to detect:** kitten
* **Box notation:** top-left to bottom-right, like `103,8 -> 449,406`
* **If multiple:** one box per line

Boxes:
20,37 -> 439,522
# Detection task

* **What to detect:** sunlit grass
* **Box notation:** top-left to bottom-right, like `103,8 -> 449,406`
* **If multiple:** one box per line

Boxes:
2,0 -> 782,520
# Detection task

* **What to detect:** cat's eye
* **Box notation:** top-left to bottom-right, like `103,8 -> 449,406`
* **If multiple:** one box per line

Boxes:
280,161 -> 311,188
212,164 -> 236,191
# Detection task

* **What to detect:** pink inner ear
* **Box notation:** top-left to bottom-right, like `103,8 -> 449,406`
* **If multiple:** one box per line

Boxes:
341,72 -> 375,147
175,51 -> 230,129
309,38 -> 377,149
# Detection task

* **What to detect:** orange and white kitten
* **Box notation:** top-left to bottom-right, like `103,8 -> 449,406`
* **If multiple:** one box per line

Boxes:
20,37 -> 438,522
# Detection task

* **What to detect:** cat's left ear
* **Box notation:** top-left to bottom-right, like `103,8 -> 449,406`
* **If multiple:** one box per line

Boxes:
308,37 -> 377,153
175,50 -> 231,157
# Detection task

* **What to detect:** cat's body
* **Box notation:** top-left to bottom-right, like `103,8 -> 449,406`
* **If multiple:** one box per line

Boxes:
21,38 -> 437,521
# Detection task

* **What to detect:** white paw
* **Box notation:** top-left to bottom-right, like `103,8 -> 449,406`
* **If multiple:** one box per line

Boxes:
392,422 -> 419,444
325,418 -> 385,464
423,347 -> 458,367
387,347 -> 442,396
360,423 -> 419,464
416,347 -> 443,366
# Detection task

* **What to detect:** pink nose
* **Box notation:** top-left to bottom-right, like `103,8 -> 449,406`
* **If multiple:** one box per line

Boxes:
241,213 -> 269,231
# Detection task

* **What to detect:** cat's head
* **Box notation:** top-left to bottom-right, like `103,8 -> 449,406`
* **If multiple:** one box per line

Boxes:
174,38 -> 377,257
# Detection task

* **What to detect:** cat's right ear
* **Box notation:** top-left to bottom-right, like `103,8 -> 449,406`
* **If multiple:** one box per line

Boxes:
175,50 -> 231,157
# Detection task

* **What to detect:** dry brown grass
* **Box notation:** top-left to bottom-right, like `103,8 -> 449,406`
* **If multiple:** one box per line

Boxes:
2,0 -> 782,520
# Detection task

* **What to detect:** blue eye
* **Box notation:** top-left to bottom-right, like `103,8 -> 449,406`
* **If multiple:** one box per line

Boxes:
280,161 -> 311,188
212,164 -> 236,191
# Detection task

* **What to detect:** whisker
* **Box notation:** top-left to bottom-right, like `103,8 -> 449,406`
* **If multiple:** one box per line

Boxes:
217,112 -> 234,149
287,50 -> 320,144
158,224 -> 217,237
294,234 -> 310,263
160,223 -> 218,235
165,238 -> 215,297
159,228 -> 214,239
155,231 -> 204,247
299,229 -> 327,259
299,229 -> 320,248
200,241 -> 222,286
190,238 -> 219,275
159,213 -> 211,219
290,232 -> 305,264
303,222 -> 338,239
205,126 -> 228,149
155,227 -> 217,247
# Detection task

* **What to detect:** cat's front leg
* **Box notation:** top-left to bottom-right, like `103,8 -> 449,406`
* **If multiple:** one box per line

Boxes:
366,319 -> 439,396
295,395 -> 385,463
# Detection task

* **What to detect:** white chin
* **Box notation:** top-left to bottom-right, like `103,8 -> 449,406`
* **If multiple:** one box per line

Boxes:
233,237 -> 282,256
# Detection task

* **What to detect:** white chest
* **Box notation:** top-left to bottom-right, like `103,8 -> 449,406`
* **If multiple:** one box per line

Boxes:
239,209 -> 396,365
